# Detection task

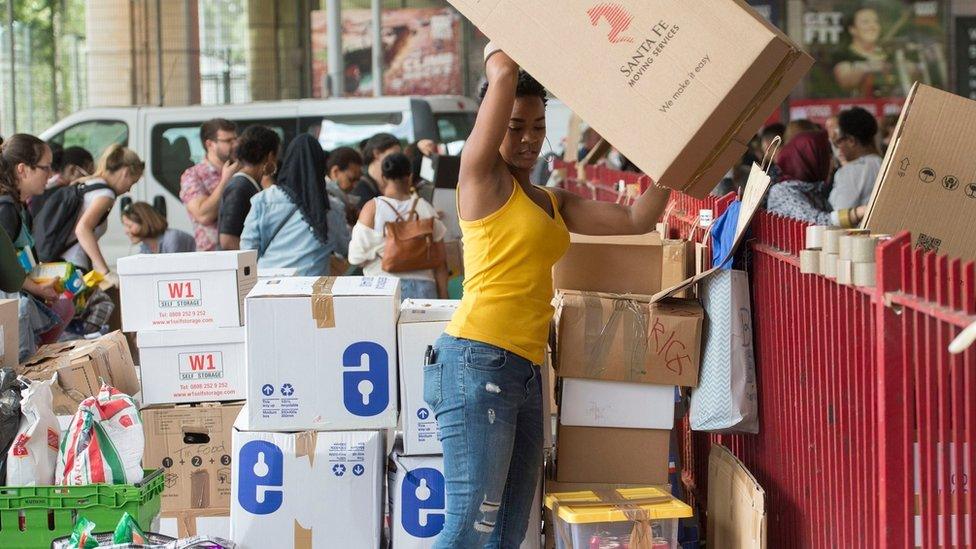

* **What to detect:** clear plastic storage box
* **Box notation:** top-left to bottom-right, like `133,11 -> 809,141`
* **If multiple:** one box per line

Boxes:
545,485 -> 693,549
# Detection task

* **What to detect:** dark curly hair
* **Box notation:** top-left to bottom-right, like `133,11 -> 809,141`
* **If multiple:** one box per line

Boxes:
479,70 -> 548,106
235,125 -> 281,166
381,152 -> 413,181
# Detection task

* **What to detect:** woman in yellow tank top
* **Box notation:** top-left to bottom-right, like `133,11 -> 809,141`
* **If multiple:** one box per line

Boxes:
423,44 -> 671,548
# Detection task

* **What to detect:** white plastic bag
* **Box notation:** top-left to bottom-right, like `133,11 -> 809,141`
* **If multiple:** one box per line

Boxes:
57,383 -> 144,485
6,377 -> 60,485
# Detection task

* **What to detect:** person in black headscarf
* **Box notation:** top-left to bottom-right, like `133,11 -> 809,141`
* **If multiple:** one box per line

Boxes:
240,135 -> 351,275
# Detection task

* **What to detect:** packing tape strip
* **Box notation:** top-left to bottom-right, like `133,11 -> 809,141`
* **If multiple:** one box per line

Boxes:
822,253 -> 838,279
854,262 -> 877,287
836,259 -> 854,285
850,236 -> 878,263
800,249 -> 821,274
806,225 -> 828,249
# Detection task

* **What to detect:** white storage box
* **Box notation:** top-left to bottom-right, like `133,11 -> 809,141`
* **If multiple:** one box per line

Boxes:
244,276 -> 400,431
118,251 -> 257,332
230,410 -> 384,549
559,379 -> 675,430
388,451 -> 541,549
398,299 -> 459,456
137,327 -> 246,405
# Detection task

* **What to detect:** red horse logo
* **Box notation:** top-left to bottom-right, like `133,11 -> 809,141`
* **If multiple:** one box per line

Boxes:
587,3 -> 635,44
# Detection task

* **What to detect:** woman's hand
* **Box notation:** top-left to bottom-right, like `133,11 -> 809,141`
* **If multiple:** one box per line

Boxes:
24,278 -> 60,302
484,43 -> 518,81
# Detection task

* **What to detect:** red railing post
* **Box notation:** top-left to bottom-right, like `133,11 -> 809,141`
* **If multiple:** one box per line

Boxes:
875,232 -> 913,547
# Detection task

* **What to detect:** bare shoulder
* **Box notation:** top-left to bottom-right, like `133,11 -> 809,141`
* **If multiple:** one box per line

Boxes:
358,199 -> 377,227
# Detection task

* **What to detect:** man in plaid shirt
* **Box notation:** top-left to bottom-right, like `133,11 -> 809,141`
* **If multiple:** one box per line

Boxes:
179,118 -> 240,251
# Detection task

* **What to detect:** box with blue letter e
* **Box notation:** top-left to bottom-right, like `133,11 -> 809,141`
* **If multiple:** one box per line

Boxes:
243,276 -> 400,432
230,407 -> 384,549
388,444 -> 543,549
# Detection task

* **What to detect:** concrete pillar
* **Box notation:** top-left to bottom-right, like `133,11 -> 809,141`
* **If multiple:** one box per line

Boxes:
247,0 -> 304,101
86,0 -> 200,107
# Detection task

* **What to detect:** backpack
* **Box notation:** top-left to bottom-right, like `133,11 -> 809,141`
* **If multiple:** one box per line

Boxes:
378,197 -> 445,273
32,182 -> 116,262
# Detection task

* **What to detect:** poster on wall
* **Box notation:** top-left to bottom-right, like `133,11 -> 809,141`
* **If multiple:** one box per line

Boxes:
802,0 -> 946,99
311,8 -> 463,98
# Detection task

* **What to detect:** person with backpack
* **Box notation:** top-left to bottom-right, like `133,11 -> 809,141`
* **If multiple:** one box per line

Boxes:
0,134 -> 75,360
30,145 -> 95,217
348,152 -> 448,300
218,125 -> 280,250
46,144 -> 143,274
240,135 -> 350,276
122,202 -> 195,254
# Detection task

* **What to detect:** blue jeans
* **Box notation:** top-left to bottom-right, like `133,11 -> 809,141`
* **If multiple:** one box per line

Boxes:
400,278 -> 438,301
424,334 -> 543,549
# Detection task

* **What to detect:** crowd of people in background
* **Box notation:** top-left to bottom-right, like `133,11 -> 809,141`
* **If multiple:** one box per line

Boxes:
0,102 -> 888,369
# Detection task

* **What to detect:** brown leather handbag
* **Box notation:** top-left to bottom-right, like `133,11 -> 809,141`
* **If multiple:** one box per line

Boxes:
378,197 -> 446,273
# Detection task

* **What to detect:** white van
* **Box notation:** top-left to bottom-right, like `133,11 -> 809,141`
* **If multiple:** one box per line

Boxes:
39,95 -> 477,265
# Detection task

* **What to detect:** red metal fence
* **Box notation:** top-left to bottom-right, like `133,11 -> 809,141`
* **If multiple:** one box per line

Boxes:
557,161 -> 976,548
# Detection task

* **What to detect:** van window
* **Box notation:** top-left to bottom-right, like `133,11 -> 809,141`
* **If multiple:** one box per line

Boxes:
151,120 -> 292,198
313,112 -> 412,151
434,113 -> 475,144
47,120 -> 128,160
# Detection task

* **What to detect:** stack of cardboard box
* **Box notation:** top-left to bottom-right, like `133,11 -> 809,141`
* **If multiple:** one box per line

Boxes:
117,250 -> 257,539
229,276 -> 399,549
388,299 -> 543,549
551,233 -> 703,487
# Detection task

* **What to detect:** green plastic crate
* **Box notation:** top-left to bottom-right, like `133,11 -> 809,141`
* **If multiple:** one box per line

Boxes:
0,468 -> 164,549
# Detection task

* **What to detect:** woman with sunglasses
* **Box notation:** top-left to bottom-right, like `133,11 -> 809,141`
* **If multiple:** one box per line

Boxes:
0,134 -> 74,359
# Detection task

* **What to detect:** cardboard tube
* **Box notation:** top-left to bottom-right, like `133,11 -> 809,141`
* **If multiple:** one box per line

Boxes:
836,259 -> 854,285
806,225 -> 828,249
822,253 -> 838,279
800,249 -> 821,274
839,235 -> 856,261
854,262 -> 876,287
850,236 -> 878,263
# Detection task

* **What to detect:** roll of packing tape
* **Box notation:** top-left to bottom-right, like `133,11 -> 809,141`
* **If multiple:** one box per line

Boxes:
822,253 -> 839,279
836,259 -> 854,285
800,249 -> 821,274
823,228 -> 846,254
850,236 -> 878,263
839,235 -> 856,261
806,225 -> 827,249
854,262 -> 876,287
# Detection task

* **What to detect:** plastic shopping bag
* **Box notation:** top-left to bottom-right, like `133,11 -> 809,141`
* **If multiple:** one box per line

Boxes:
0,367 -> 23,484
57,384 -> 144,485
6,376 -> 60,485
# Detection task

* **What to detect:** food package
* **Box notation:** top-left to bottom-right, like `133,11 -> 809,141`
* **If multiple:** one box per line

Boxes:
57,384 -> 144,486
6,377 -> 60,485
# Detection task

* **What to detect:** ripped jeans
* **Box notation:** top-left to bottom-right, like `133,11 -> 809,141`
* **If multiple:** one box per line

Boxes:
424,334 -> 543,549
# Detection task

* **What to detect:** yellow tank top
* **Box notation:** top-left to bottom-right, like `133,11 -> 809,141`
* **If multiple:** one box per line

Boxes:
446,181 -> 570,364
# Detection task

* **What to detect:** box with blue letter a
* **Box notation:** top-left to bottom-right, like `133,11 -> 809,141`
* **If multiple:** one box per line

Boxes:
244,276 -> 400,431
388,448 -> 543,549
230,408 -> 384,549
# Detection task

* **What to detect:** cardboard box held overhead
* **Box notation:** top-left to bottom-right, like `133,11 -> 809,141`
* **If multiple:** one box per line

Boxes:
17,331 -> 139,414
448,0 -> 812,197
398,299 -> 459,456
137,327 -> 246,406
117,251 -> 257,332
864,84 -> 976,260
244,276 -> 400,431
555,292 -> 703,387
0,299 -> 18,368
142,402 -> 242,513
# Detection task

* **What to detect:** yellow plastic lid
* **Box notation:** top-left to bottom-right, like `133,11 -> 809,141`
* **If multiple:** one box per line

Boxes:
545,486 -> 693,524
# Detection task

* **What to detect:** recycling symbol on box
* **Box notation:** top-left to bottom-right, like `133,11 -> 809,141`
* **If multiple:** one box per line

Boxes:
332,464 -> 346,477
281,383 -> 295,397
